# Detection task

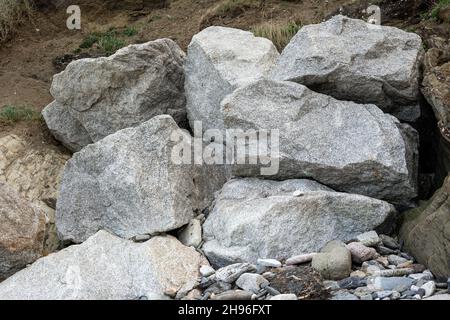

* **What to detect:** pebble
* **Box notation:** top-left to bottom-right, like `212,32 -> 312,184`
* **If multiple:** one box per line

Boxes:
285,253 -> 317,265
379,234 -> 400,250
346,242 -> 378,263
331,290 -> 359,300
371,277 -> 414,292
391,291 -> 401,300
215,263 -> 256,283
424,294 -> 450,300
257,258 -> 282,268
236,273 -> 269,294
375,256 -> 389,267
356,231 -> 381,247
376,290 -> 393,299
410,264 -> 426,273
408,271 -> 433,281
200,265 -> 216,277
338,276 -> 367,290
293,190 -> 304,197
270,294 -> 298,300
211,290 -> 254,301
264,286 -> 281,296
350,270 -> 366,278
372,268 -> 414,277
360,294 -> 373,300
262,272 -> 276,280
376,245 -> 397,255
397,261 -> 414,269
133,234 -> 151,242
387,254 -> 409,266
421,281 -> 436,298
323,280 -> 340,291
399,252 -> 414,261
178,219 -> 202,248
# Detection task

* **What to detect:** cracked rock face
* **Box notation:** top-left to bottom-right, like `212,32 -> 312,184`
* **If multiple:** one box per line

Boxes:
222,79 -> 418,205
271,15 -> 423,121
0,231 -> 207,300
56,115 -> 228,243
185,26 -> 279,132
203,178 -> 396,268
42,38 -> 187,152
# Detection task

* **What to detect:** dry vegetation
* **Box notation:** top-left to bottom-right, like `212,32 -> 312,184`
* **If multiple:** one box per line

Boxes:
252,21 -> 301,50
0,0 -> 34,42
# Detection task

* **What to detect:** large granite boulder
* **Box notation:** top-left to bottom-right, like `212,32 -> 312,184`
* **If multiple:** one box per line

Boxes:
400,175 -> 450,281
271,15 -> 423,121
202,178 -> 396,268
0,184 -> 46,280
0,231 -> 207,299
42,39 -> 187,152
185,26 -> 279,132
56,115 -> 227,243
222,79 -> 418,205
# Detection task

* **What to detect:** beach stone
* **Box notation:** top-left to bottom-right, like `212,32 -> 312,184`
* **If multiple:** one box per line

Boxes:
211,290 -> 253,301
215,263 -> 256,283
371,277 -> 414,292
379,234 -> 400,250
388,255 -> 409,266
421,281 -> 436,298
346,242 -> 379,263
286,253 -> 317,265
257,259 -> 282,268
356,231 -> 381,247
236,273 -> 269,294
312,241 -> 352,280
270,294 -> 298,300
178,218 -> 202,248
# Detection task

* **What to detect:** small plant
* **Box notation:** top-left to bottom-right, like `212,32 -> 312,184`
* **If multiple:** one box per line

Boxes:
423,0 -> 450,21
0,105 -> 41,122
252,21 -> 301,51
215,0 -> 261,16
79,29 -> 126,55
123,26 -> 138,37
98,33 -> 126,55
0,0 -> 34,42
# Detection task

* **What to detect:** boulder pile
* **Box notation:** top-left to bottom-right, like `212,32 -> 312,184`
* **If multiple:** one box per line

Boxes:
1,16 -> 448,300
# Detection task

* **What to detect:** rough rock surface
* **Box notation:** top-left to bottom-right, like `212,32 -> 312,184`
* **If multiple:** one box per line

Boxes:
0,184 -> 46,280
0,231 -> 206,300
400,174 -> 450,280
0,134 -> 69,253
203,178 -> 396,267
185,26 -> 279,131
56,115 -> 226,243
222,79 -> 418,205
42,39 -> 187,151
271,15 -> 423,121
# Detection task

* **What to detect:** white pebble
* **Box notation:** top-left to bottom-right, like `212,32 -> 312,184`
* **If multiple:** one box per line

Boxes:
257,258 -> 282,268
200,265 -> 216,277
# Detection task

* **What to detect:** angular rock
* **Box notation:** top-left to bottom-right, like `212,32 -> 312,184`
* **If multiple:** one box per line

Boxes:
185,26 -> 279,131
43,39 -> 187,151
399,174 -> 450,280
421,281 -> 436,298
379,234 -> 401,250
236,273 -> 269,293
203,178 -> 395,267
199,265 -> 215,278
338,276 -> 367,290
178,218 -> 202,248
312,241 -> 352,281
286,253 -> 317,266
355,231 -> 381,247
271,15 -> 423,121
346,242 -> 378,264
215,263 -> 256,283
222,79 -> 418,205
370,277 -> 414,292
0,231 -> 206,299
387,254 -> 409,266
56,115 -> 226,243
0,184 -> 46,280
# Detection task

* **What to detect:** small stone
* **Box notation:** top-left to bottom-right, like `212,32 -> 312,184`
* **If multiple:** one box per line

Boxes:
356,231 -> 381,247
399,252 -> 414,261
391,291 -> 401,300
270,294 -> 298,300
285,253 -> 317,265
200,265 -> 216,277
376,256 -> 390,267
215,263 -> 256,283
362,260 -> 384,274
409,272 -> 433,281
183,289 -> 202,300
164,288 -> 178,298
338,276 -> 367,290
397,261 -> 414,269
346,242 -> 378,263
350,270 -> 367,278
376,291 -> 393,299
204,281 -> 232,295
413,294 -> 422,300
264,286 -> 282,296
236,273 -> 269,294
133,234 -> 151,242
360,294 -> 373,300
387,254 -> 409,266
257,258 -> 282,268
376,246 -> 397,255
372,268 -> 415,277
331,290 -> 359,300
379,234 -> 400,250
371,277 -> 414,292
262,272 -> 276,280
323,280 -> 340,291
211,290 -> 253,301
311,240 -> 352,280
421,281 -> 436,298
410,264 -> 426,273
293,190 -> 303,197
424,294 -> 450,300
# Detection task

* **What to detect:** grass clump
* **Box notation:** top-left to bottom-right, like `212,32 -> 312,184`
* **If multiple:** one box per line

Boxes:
0,105 -> 41,122
79,29 -> 129,55
0,0 -> 34,42
423,0 -> 450,21
214,0 -> 261,16
252,21 -> 301,51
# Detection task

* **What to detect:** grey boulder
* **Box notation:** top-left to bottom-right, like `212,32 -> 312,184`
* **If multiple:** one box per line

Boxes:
271,15 -> 423,121
312,241 -> 352,280
222,79 -> 418,205
202,178 -> 396,267
56,115 -> 227,243
0,231 -> 207,300
43,39 -> 187,151
185,26 -> 279,132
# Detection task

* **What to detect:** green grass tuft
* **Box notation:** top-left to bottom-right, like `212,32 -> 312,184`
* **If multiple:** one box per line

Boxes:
251,21 -> 301,51
0,105 -> 41,122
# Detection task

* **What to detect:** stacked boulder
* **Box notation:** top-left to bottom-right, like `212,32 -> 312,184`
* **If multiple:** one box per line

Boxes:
0,16 -> 441,300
